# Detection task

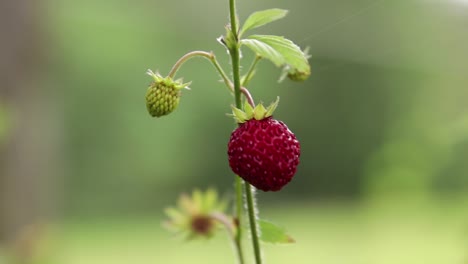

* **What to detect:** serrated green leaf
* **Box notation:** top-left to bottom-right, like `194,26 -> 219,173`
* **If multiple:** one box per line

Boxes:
259,219 -> 295,244
241,35 -> 310,74
241,38 -> 284,67
240,9 -> 288,36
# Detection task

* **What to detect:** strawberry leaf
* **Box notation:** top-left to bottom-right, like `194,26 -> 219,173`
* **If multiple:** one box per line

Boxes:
240,9 -> 288,37
241,35 -> 310,77
241,37 -> 284,67
259,219 -> 295,244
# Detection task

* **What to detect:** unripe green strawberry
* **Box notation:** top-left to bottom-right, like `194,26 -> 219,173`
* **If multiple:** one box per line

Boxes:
287,68 -> 310,82
227,98 -> 301,191
145,70 -> 190,117
284,47 -> 311,82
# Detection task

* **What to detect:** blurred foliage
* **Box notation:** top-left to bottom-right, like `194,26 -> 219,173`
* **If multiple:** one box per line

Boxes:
0,103 -> 8,144
164,188 -> 229,239
39,0 -> 468,215
2,0 -> 468,263
45,200 -> 468,264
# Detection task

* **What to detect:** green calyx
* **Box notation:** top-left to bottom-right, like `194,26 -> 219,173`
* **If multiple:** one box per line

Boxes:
147,69 -> 191,91
145,70 -> 191,117
231,97 -> 280,123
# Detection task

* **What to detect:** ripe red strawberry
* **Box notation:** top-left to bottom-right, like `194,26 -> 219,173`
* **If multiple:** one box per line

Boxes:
227,99 -> 300,191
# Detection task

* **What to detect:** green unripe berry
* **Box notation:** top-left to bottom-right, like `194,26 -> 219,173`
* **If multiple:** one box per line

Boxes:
145,70 -> 190,118
146,83 -> 180,117
287,68 -> 310,82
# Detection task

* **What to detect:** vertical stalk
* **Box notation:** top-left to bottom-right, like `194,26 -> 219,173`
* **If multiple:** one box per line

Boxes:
234,177 -> 244,264
230,42 -> 242,108
245,184 -> 262,264
229,0 -> 263,263
229,2 -> 245,264
229,0 -> 238,33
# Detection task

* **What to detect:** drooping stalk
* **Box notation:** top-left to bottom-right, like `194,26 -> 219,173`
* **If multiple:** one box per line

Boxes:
167,51 -> 233,93
240,87 -> 255,107
229,0 -> 263,263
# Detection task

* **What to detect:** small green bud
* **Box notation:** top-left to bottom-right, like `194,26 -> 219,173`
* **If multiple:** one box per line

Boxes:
223,26 -> 238,50
145,70 -> 190,118
287,68 -> 310,82
231,97 -> 280,123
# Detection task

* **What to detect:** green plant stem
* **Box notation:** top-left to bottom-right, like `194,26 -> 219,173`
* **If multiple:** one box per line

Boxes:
211,212 -> 244,263
245,184 -> 262,264
242,56 -> 262,87
229,0 -> 263,264
167,51 -> 233,93
212,57 -> 234,93
211,212 -> 236,239
233,46 -> 246,264
229,0 -> 238,33
234,177 -> 244,264
230,47 -> 243,108
229,1 -> 246,263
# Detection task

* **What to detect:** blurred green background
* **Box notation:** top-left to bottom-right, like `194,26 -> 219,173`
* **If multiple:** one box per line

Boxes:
1,0 -> 468,263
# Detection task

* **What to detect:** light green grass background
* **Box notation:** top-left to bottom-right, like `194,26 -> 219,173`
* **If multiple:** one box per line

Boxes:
17,199 -> 466,264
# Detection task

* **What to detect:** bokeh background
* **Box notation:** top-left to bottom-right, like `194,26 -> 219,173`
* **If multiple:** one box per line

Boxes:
1,0 -> 468,263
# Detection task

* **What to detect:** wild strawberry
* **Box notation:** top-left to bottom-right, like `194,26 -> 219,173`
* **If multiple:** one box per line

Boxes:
282,47 -> 311,82
145,69 -> 190,117
227,98 -> 300,191
287,68 -> 310,82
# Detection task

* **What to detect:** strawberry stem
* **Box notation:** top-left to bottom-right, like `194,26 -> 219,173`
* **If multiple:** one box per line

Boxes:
234,178 -> 245,264
245,184 -> 262,263
240,87 -> 255,107
167,51 -> 233,93
229,0 -> 263,264
242,56 -> 262,87
229,0 -> 239,33
210,212 -> 236,242
228,2 -> 246,263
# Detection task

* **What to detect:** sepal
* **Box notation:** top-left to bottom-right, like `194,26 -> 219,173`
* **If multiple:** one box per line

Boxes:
229,97 -> 280,123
